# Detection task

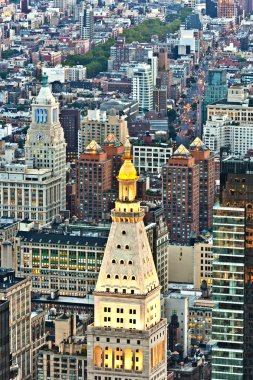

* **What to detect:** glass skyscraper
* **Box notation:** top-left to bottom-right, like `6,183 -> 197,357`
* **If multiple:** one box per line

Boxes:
203,69 -> 227,122
212,205 -> 245,380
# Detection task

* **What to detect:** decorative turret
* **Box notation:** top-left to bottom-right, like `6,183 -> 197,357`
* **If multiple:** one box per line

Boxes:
112,138 -> 142,220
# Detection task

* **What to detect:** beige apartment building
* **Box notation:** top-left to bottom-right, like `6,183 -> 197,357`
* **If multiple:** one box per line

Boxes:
78,108 -> 128,154
0,164 -> 61,227
38,314 -> 87,380
0,269 -> 32,380
168,240 -> 213,288
194,242 -> 213,289
207,85 -> 253,123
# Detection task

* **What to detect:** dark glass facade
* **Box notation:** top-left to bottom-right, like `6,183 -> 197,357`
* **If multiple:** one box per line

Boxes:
0,300 -> 10,380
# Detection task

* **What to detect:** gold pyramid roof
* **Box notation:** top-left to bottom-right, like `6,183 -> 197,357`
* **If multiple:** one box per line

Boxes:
118,137 -> 138,181
85,140 -> 103,152
173,144 -> 191,156
190,137 -> 206,149
103,133 -> 122,147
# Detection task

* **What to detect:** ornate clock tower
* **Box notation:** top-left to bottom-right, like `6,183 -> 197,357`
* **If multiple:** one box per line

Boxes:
87,138 -> 167,380
25,74 -> 66,210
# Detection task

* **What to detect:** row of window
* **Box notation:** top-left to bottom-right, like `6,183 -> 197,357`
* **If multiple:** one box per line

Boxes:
106,274 -> 136,280
112,259 -> 132,265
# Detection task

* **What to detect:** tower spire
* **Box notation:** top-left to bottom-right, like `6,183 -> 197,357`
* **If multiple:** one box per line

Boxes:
123,135 -> 132,160
41,73 -> 48,88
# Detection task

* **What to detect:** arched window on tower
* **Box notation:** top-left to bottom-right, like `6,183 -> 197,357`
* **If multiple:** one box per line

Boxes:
134,349 -> 143,371
104,346 -> 113,369
94,346 -> 103,368
124,348 -> 133,370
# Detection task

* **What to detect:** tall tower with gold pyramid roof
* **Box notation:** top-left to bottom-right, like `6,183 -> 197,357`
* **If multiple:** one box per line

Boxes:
87,138 -> 167,379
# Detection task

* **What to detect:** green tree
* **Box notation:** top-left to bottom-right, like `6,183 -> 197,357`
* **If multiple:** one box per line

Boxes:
64,10 -> 191,78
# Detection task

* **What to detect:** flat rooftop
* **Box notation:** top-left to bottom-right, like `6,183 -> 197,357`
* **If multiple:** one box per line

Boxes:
17,231 -> 107,247
0,269 -> 25,290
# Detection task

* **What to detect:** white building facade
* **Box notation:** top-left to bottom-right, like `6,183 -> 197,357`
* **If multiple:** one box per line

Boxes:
133,143 -> 173,174
132,63 -> 154,113
80,5 -> 94,40
203,114 -> 253,156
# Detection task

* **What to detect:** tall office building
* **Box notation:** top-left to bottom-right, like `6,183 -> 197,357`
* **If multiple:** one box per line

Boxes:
212,161 -> 253,379
162,145 -> 200,244
0,269 -> 31,380
76,140 -> 112,223
0,300 -> 10,380
132,63 -> 154,113
217,0 -> 236,17
189,137 -> 215,231
87,139 -> 167,379
60,108 -> 80,161
25,73 -> 66,211
203,69 -> 227,122
79,109 -> 128,153
80,4 -> 94,40
211,205 -> 245,380
222,164 -> 253,379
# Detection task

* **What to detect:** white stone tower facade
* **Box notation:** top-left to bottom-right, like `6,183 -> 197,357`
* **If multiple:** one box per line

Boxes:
25,74 -> 66,210
87,138 -> 167,380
